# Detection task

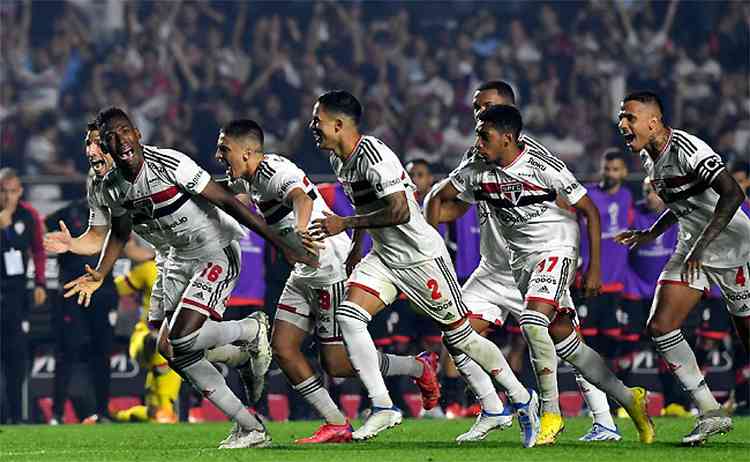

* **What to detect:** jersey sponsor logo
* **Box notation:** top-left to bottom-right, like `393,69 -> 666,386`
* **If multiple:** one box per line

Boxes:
194,291 -> 204,300
192,280 -> 213,292
279,179 -> 298,195
142,216 -> 188,232
528,157 -> 547,171
562,183 -> 580,195
726,291 -> 750,302
375,175 -> 403,193
186,172 -> 203,190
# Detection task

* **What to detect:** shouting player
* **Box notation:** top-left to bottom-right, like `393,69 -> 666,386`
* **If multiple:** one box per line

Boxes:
308,90 -> 540,446
426,81 -> 622,443
616,91 -> 749,445
63,107 -> 316,448
214,119 -> 439,444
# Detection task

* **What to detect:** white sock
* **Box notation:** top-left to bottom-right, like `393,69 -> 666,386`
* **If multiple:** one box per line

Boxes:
555,331 -> 633,408
453,353 -> 504,414
206,344 -> 247,368
192,320 -> 249,351
443,321 -> 530,405
293,375 -> 347,425
379,352 -> 423,378
654,330 -> 720,413
180,356 -> 263,431
575,371 -> 615,428
336,301 -> 393,409
520,310 -> 560,414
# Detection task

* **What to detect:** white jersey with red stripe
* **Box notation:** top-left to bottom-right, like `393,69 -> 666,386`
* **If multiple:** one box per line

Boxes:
232,154 -> 349,286
329,135 -> 444,267
99,145 -> 245,258
640,128 -> 750,268
450,140 -> 585,270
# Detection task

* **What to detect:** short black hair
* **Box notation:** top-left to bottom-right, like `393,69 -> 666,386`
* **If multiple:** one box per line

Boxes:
476,81 -> 516,105
602,148 -> 628,165
86,121 -> 98,132
623,91 -> 664,115
221,119 -> 264,146
405,159 -> 431,171
317,90 -> 363,125
95,106 -> 132,133
730,160 -> 750,176
476,105 -> 523,140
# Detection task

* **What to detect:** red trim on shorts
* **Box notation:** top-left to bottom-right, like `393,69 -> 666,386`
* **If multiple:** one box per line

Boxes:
467,312 -> 503,326
526,296 -> 560,308
697,330 -> 729,340
348,282 -> 381,299
602,328 -> 622,338
391,335 -> 411,344
658,279 -> 689,286
226,297 -> 264,307
580,327 -> 598,337
182,298 -> 222,321
277,303 -> 310,318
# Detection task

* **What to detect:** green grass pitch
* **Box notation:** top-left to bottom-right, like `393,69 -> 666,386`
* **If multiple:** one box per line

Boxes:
1,417 -> 748,462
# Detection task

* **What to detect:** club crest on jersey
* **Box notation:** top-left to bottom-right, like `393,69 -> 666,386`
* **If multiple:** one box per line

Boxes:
501,182 -> 523,204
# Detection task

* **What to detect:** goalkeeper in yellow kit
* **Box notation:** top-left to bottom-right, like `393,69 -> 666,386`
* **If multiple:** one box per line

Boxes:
113,260 -> 180,423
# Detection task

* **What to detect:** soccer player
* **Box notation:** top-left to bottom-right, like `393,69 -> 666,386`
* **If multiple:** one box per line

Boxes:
425,81 -> 622,444
308,90 -> 540,446
615,91 -> 749,445
214,119 -> 439,444
63,107 -> 316,449
429,104 -> 655,446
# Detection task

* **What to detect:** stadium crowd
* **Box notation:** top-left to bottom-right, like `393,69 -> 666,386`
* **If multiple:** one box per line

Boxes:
0,0 -> 749,432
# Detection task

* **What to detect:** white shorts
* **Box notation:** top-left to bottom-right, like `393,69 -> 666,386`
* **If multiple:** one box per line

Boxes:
154,241 -> 241,324
275,275 -> 347,344
513,251 -> 577,313
462,261 -> 525,326
348,250 -> 468,326
657,255 -> 750,317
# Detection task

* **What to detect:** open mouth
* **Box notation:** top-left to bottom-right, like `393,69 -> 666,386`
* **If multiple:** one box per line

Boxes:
89,159 -> 106,172
622,132 -> 636,146
118,143 -> 135,161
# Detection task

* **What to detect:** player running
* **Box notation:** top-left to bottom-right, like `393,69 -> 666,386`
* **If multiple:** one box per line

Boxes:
63,107 -> 315,448
616,91 -> 749,445
214,119 -> 439,444
425,80 -> 622,444
428,104 -> 655,446
308,90 -> 540,446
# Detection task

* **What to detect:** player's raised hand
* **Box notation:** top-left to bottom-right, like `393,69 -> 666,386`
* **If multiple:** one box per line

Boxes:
44,220 -> 73,254
63,264 -> 104,307
309,211 -> 346,240
614,229 -> 655,250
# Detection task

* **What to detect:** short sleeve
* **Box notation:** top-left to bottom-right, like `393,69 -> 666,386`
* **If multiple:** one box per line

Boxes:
268,165 -> 309,204
448,159 -> 478,204
360,140 -> 407,199
539,165 -> 587,205
679,135 -> 725,185
170,150 -> 211,194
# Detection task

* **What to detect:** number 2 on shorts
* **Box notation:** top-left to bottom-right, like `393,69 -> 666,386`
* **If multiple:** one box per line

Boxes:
426,278 -> 442,300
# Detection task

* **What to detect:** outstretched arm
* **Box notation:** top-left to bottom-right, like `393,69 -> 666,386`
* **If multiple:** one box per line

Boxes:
615,209 -> 678,249
44,222 -> 109,256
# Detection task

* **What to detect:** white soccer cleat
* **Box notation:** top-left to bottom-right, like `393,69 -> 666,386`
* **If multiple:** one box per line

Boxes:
681,410 -> 733,446
218,426 -> 272,449
352,407 -> 403,441
239,311 -> 272,404
456,409 -> 514,443
511,388 -> 540,448
579,423 -> 622,442
219,422 -> 240,446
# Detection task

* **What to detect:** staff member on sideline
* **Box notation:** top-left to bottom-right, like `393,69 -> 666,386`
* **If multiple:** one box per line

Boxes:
0,168 -> 47,424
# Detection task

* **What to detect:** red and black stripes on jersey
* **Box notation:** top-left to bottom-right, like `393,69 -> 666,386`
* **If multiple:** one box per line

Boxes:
257,190 -> 318,225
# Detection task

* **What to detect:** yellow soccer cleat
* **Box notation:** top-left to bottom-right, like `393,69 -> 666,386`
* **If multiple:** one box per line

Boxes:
536,412 -> 565,445
616,407 -> 630,419
661,403 -> 691,418
623,387 -> 655,444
